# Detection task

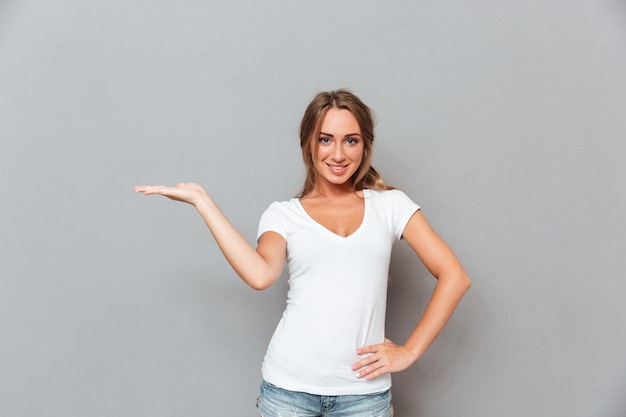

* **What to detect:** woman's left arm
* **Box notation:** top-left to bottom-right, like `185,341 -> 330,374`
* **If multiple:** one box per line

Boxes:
352,210 -> 471,380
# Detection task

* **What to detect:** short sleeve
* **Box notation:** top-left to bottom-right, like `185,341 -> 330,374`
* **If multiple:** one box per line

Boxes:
388,189 -> 420,240
257,202 -> 288,241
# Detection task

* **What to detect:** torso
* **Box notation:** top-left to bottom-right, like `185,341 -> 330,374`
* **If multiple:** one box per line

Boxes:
257,189 -> 420,395
299,190 -> 365,238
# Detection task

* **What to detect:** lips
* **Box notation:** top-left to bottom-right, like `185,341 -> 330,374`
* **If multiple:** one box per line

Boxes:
327,163 -> 349,174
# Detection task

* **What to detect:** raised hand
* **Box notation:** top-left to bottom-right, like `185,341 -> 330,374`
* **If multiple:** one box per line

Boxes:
133,182 -> 209,206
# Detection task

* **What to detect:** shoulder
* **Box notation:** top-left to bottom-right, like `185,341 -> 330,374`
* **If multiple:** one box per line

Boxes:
258,198 -> 302,239
260,198 -> 302,221
264,198 -> 299,212
366,188 -> 419,206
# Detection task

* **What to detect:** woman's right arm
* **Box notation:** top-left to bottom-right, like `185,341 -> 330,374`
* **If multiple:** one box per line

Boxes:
133,182 -> 286,290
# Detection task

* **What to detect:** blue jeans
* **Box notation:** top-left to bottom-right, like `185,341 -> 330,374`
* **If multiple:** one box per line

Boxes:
256,380 -> 394,417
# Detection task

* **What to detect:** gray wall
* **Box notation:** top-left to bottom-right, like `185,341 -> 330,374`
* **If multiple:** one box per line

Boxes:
1,1 -> 625,416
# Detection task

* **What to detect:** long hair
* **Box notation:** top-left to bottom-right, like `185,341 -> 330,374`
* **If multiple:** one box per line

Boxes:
298,89 -> 392,197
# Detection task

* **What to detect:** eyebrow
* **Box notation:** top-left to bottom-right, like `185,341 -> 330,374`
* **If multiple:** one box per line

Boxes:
319,131 -> 363,137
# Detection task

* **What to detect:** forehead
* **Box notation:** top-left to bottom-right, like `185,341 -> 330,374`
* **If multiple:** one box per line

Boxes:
320,108 -> 361,133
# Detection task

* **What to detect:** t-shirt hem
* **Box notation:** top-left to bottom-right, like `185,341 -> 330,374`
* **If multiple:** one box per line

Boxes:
262,372 -> 392,396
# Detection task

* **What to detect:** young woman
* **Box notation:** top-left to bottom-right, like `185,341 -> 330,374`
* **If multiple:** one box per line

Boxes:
134,90 -> 471,417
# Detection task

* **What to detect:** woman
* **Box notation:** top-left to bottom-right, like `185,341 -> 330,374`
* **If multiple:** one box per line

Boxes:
134,89 -> 471,417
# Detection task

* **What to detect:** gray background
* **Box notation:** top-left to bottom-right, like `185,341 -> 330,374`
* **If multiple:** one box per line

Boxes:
1,1 -> 625,416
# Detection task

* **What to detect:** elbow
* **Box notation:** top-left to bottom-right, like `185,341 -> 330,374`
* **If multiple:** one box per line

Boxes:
244,270 -> 279,291
439,268 -> 471,293
249,280 -> 273,291
235,262 -> 280,291
463,273 -> 472,291
459,270 -> 472,292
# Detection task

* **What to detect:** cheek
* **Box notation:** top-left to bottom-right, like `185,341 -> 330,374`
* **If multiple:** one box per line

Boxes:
350,146 -> 365,163
314,145 -> 330,161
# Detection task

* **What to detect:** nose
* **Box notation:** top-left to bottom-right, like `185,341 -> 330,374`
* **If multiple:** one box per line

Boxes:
331,143 -> 345,161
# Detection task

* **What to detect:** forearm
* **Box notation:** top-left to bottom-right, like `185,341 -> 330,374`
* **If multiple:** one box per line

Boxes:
194,195 -> 279,290
403,270 -> 471,362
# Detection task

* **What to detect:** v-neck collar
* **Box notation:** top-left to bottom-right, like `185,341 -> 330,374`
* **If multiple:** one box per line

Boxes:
294,189 -> 369,240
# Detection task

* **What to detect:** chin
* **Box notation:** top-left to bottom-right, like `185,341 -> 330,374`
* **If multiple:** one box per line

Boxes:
324,175 -> 355,187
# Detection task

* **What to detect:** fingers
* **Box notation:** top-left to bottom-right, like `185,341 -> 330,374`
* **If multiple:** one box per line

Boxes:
134,183 -> 201,193
133,183 -> 187,195
133,185 -> 169,196
352,353 -> 387,380
352,353 -> 382,380
352,339 -> 413,381
355,339 -> 393,357
133,183 -> 208,206
352,341 -> 388,380
133,185 -> 156,194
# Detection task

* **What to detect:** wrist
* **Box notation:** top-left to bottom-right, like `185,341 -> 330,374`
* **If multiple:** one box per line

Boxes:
193,191 -> 214,210
403,342 -> 424,363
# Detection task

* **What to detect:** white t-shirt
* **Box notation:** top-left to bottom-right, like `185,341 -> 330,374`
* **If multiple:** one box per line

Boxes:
256,189 -> 420,395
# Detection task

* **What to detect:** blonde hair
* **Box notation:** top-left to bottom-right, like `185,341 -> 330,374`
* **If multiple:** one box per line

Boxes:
298,89 -> 392,197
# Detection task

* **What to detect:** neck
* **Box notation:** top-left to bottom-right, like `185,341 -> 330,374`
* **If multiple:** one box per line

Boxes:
307,180 -> 357,200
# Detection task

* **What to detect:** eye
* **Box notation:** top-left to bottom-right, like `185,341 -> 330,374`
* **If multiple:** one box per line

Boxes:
345,138 -> 359,145
319,137 -> 331,144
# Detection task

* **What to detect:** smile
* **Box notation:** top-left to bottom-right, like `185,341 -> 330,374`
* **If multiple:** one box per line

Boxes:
327,164 -> 349,172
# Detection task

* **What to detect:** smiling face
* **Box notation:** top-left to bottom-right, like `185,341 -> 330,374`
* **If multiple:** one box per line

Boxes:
310,107 -> 365,192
